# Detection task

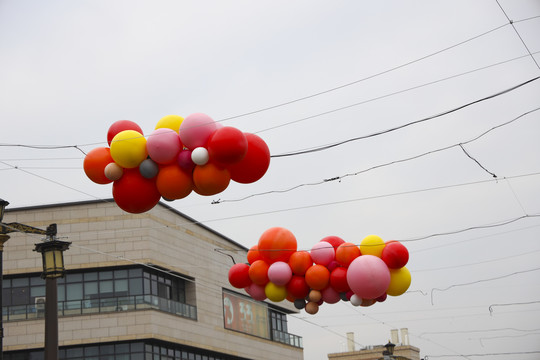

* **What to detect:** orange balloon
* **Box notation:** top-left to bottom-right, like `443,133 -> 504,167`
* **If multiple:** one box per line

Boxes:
192,163 -> 231,196
247,245 -> 263,265
335,242 -> 361,267
305,264 -> 330,290
156,164 -> 193,200
248,260 -> 270,285
258,227 -> 297,264
288,251 -> 313,275
83,147 -> 114,184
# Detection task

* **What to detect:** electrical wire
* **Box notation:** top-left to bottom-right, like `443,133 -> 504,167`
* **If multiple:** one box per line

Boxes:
214,106 -> 540,204
270,76 -> 540,157
217,22 -> 512,123
496,0 -> 540,70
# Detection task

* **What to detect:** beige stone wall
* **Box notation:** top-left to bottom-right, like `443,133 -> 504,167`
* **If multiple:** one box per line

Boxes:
328,345 -> 420,360
3,200 -> 302,360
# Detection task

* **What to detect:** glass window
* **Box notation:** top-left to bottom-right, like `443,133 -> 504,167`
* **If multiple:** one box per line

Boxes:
84,282 -> 98,298
84,272 -> 98,281
30,277 -> 45,286
66,283 -> 83,301
114,269 -> 128,279
12,278 -> 28,287
100,271 -> 113,280
115,279 -> 128,294
100,280 -> 113,295
129,278 -> 143,295
66,273 -> 82,283
30,286 -> 45,298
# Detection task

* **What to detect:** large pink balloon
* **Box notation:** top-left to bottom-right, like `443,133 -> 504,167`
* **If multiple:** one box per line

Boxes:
179,113 -> 218,149
147,128 -> 182,164
347,255 -> 390,300
267,261 -> 293,286
311,242 -> 335,266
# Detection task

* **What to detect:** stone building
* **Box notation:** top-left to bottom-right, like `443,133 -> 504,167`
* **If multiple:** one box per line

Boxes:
327,329 -> 421,360
1,199 -> 303,359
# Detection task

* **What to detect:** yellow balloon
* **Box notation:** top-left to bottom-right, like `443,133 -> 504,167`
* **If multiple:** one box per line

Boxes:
265,282 -> 287,302
360,235 -> 385,257
155,115 -> 184,133
386,267 -> 411,296
110,130 -> 148,168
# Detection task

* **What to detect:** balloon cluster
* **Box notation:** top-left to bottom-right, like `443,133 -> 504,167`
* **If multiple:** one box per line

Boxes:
83,114 -> 271,213
228,227 -> 411,315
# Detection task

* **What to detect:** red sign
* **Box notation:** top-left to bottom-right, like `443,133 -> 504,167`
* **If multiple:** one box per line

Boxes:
223,291 -> 269,339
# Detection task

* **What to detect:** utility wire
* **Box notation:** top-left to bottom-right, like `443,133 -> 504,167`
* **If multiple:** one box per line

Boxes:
496,0 -> 540,70
214,106 -> 540,204
217,22 -> 511,122
270,76 -> 540,157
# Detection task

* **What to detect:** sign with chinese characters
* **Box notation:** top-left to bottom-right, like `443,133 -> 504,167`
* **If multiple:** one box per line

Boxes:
223,291 -> 269,339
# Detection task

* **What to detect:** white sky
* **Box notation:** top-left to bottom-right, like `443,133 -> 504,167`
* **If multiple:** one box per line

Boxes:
1,1 -> 540,359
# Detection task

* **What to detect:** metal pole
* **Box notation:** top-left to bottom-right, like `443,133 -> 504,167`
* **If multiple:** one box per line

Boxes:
0,234 -> 10,360
44,277 -> 58,360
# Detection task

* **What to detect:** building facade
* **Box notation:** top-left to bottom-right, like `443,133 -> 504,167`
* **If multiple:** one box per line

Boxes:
2,200 -> 303,360
327,330 -> 420,360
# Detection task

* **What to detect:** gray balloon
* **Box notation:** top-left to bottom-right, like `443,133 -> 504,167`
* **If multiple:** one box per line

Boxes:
139,159 -> 159,179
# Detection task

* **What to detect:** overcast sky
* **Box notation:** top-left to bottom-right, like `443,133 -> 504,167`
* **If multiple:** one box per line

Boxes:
1,1 -> 540,359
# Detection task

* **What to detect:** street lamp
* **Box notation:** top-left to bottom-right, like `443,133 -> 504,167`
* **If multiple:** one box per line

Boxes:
34,238 -> 70,360
382,341 -> 396,360
0,198 -> 70,360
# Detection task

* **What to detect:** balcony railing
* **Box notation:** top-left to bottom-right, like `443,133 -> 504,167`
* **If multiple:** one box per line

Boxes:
2,295 -> 197,322
272,329 -> 303,348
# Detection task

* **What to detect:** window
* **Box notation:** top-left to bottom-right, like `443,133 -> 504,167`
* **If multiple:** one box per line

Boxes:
2,266 -> 194,320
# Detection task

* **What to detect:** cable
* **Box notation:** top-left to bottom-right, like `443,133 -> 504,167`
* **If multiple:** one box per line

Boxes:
496,0 -> 540,70
217,22 -> 511,123
214,106 -> 540,204
430,266 -> 540,304
489,300 -> 540,315
270,76 -> 540,157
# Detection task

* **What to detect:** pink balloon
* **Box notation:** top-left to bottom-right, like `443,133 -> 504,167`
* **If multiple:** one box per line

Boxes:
267,261 -> 293,286
147,128 -> 182,164
179,113 -> 218,149
347,255 -> 390,300
321,286 -> 341,304
246,283 -> 267,301
311,242 -> 335,266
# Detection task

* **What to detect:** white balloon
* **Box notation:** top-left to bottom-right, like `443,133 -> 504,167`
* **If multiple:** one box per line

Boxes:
191,147 -> 209,165
350,294 -> 363,306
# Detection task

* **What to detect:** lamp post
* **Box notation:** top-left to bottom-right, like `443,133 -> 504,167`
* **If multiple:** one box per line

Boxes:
0,198 -> 10,360
0,198 -> 70,360
34,239 -> 70,360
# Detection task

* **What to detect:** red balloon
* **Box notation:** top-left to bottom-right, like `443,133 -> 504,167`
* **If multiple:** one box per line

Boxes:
228,263 -> 252,289
83,147 -> 114,184
258,227 -> 297,264
112,168 -> 161,213
107,120 -> 143,146
381,241 -> 409,269
305,264 -> 330,291
321,235 -> 345,250
330,267 -> 350,293
207,126 -> 248,164
288,251 -> 313,275
247,245 -> 263,264
286,275 -> 310,299
248,260 -> 270,285
228,133 -> 270,184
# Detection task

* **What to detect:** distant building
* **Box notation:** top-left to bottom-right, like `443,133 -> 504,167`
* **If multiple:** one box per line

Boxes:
2,200 -> 303,359
327,329 -> 421,360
